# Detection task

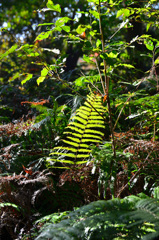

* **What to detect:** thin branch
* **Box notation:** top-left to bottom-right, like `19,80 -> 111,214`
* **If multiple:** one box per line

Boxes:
97,2 -> 108,94
113,94 -> 133,131
80,71 -> 103,96
89,12 -> 104,94
97,1 -> 116,158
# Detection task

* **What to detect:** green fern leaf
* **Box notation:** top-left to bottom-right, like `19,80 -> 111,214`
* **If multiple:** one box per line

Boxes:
62,140 -> 79,147
85,129 -> 104,136
68,122 -> 85,129
65,126 -> 84,134
52,147 -> 91,153
73,116 -> 88,125
48,93 -> 105,165
36,195 -> 159,240
66,136 -> 81,143
87,123 -> 105,128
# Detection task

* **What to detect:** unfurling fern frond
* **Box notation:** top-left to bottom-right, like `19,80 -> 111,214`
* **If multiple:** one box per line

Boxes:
49,93 -> 105,165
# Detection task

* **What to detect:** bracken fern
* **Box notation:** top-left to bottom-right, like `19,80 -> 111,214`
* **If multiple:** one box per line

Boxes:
35,194 -> 159,240
48,93 -> 105,166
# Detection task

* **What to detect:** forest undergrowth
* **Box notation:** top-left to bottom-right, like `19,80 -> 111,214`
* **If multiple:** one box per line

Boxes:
1,0 -> 159,239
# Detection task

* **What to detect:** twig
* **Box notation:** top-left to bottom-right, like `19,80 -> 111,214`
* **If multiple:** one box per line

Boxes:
89,12 -> 104,95
80,71 -> 103,96
97,1 -> 116,159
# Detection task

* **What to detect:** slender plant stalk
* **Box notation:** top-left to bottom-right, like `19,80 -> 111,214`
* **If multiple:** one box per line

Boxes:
80,71 -> 103,96
113,94 -> 133,131
97,1 -> 116,159
97,1 -> 117,197
94,57 -> 105,93
89,11 -> 104,95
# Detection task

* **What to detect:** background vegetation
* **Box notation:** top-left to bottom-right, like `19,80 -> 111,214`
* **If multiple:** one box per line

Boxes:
0,0 -> 159,239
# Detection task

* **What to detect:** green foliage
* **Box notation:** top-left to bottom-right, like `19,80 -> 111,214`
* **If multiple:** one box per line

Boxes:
0,44 -> 18,61
35,194 -> 159,240
37,68 -> 49,85
90,142 -> 132,197
1,0 -> 159,239
0,98 -> 70,174
46,0 -> 61,13
114,88 -> 159,138
49,92 -> 105,166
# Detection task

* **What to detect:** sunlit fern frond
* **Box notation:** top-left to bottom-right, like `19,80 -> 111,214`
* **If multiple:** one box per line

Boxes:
49,93 -> 105,165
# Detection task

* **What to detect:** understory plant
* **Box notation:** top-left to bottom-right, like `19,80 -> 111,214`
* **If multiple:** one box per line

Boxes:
29,191 -> 159,240
1,0 -> 159,239
34,0 -> 159,197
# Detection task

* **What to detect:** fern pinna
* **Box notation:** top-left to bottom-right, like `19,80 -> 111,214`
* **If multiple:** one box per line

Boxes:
49,93 -> 105,166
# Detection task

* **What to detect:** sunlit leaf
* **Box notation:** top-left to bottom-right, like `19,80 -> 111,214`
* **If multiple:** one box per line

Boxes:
38,23 -> 54,26
0,44 -> 18,60
117,63 -> 135,68
146,22 -> 153,32
96,39 -> 102,48
76,25 -> 87,34
47,0 -> 61,13
55,17 -> 71,27
89,10 -> 99,19
144,40 -> 154,51
83,54 -> 94,63
8,72 -> 21,82
27,52 -> 39,57
107,52 -> 118,58
116,9 -> 124,18
155,58 -> 159,65
37,68 -> 49,85
21,74 -> 33,85
62,25 -> 70,32
35,31 -> 52,41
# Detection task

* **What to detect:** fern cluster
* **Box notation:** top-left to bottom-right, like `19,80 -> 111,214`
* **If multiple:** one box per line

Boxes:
34,194 -> 159,240
49,93 -> 105,165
